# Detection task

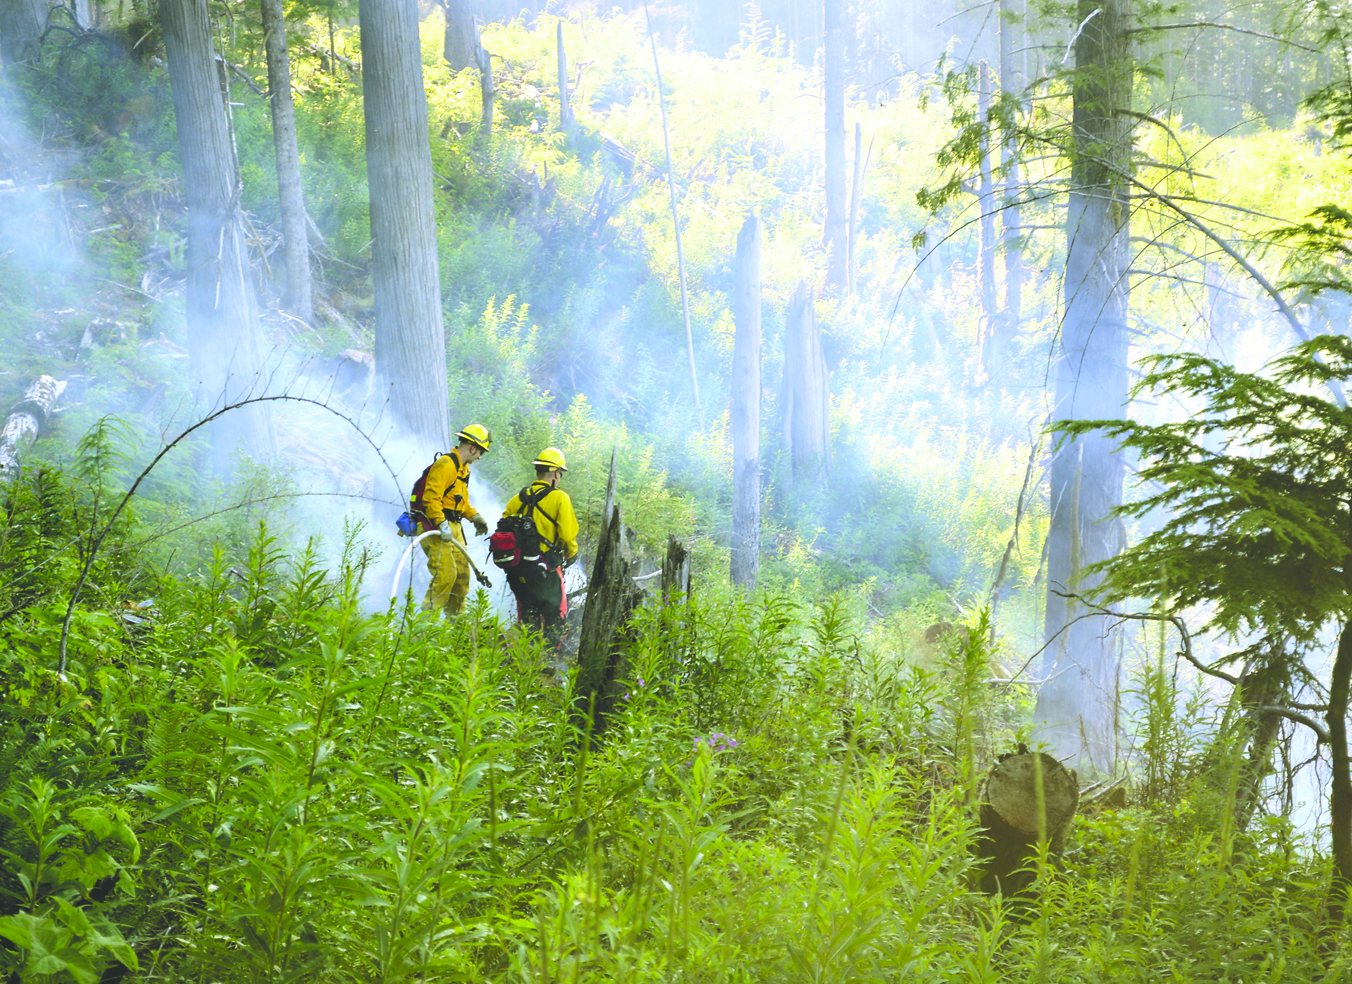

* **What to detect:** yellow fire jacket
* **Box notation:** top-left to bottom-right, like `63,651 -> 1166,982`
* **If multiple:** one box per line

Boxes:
503,481 -> 579,562
418,451 -> 480,529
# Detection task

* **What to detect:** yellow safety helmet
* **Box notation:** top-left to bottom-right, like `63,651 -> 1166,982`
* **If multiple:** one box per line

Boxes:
532,446 -> 568,472
456,423 -> 492,452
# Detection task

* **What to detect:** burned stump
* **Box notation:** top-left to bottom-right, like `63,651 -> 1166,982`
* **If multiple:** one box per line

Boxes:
574,503 -> 645,738
975,750 -> 1078,897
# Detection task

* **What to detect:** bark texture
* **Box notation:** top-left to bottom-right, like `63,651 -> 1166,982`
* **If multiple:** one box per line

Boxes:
822,0 -> 846,291
361,0 -> 451,448
260,0 -> 312,324
0,376 -> 65,485
998,0 -> 1023,333
556,20 -> 573,130
782,281 -> 831,480
975,751 -> 1079,897
575,505 -> 645,738
162,0 -> 273,473
660,535 -> 691,604
976,60 -> 996,372
1326,619 -> 1352,931
730,214 -> 761,591
0,0 -> 45,65
1033,0 -> 1132,774
441,0 -> 476,71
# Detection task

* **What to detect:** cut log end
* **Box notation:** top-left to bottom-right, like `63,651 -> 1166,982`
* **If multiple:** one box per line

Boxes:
975,750 -> 1079,898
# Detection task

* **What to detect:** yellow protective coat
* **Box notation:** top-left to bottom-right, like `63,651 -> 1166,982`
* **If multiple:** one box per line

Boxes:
502,481 -> 579,562
417,451 -> 480,530
417,451 -> 479,617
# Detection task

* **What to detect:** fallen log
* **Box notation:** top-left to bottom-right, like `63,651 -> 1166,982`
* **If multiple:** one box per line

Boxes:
0,375 -> 66,486
975,749 -> 1079,897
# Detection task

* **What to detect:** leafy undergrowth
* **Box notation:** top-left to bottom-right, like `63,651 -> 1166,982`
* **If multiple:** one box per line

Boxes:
0,465 -> 1335,983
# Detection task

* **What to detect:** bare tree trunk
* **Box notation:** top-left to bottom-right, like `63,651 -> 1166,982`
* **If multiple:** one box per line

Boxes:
360,0 -> 451,448
730,214 -> 761,591
999,0 -> 1023,332
260,0 -> 312,324
1325,618 -> 1352,936
476,40 -> 493,134
556,19 -> 573,131
1033,0 -> 1133,775
441,0 -> 476,71
977,60 -> 996,373
0,0 -> 45,65
782,281 -> 830,480
162,0 -> 273,474
822,0 -> 846,292
847,121 -> 865,296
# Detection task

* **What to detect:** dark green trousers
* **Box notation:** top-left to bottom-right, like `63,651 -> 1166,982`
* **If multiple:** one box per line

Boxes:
509,564 -> 567,647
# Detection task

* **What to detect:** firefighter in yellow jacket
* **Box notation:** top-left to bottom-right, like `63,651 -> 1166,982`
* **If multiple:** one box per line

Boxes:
501,447 -> 578,644
416,424 -> 492,617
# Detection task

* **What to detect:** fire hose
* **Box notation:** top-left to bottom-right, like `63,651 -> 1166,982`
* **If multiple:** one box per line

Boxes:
389,529 -> 492,604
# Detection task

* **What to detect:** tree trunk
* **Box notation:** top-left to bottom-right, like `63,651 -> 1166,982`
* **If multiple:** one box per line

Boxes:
1033,0 -> 1132,775
847,121 -> 864,297
556,19 -> 572,131
260,0 -> 312,324
975,751 -> 1079,897
822,0 -> 846,292
1325,618 -> 1352,934
660,535 -> 690,604
977,60 -> 996,373
1231,666 -> 1285,834
360,0 -> 451,449
0,375 -> 65,485
441,0 -> 476,72
0,0 -> 45,66
998,0 -> 1023,333
782,281 -> 830,480
162,0 -> 273,474
730,214 -> 761,591
476,40 -> 493,135
575,505 -> 645,739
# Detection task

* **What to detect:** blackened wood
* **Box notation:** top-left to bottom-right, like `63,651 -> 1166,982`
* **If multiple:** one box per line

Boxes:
660,535 -> 690,604
575,505 -> 644,737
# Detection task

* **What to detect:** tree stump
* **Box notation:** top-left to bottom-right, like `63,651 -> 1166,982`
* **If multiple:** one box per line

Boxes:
975,750 -> 1079,897
660,535 -> 690,604
574,504 -> 645,738
0,375 -> 65,486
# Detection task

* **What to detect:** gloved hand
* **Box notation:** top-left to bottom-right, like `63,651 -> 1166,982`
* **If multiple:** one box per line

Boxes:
438,520 -> 455,541
470,514 -> 489,537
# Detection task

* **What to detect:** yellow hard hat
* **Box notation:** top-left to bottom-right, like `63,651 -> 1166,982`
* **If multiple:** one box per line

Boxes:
457,423 -> 492,452
533,446 -> 568,471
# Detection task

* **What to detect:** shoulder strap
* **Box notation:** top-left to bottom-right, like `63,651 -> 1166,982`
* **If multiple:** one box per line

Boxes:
520,484 -> 559,547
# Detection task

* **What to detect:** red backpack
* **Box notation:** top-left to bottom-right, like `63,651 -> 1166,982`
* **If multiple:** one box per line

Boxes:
489,485 -> 558,569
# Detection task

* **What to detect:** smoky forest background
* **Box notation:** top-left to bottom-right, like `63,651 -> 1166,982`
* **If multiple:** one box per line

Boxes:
4,0 -> 1352,979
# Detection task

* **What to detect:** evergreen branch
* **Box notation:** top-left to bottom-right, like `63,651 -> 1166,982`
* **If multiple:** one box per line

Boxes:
1124,22 -> 1321,54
